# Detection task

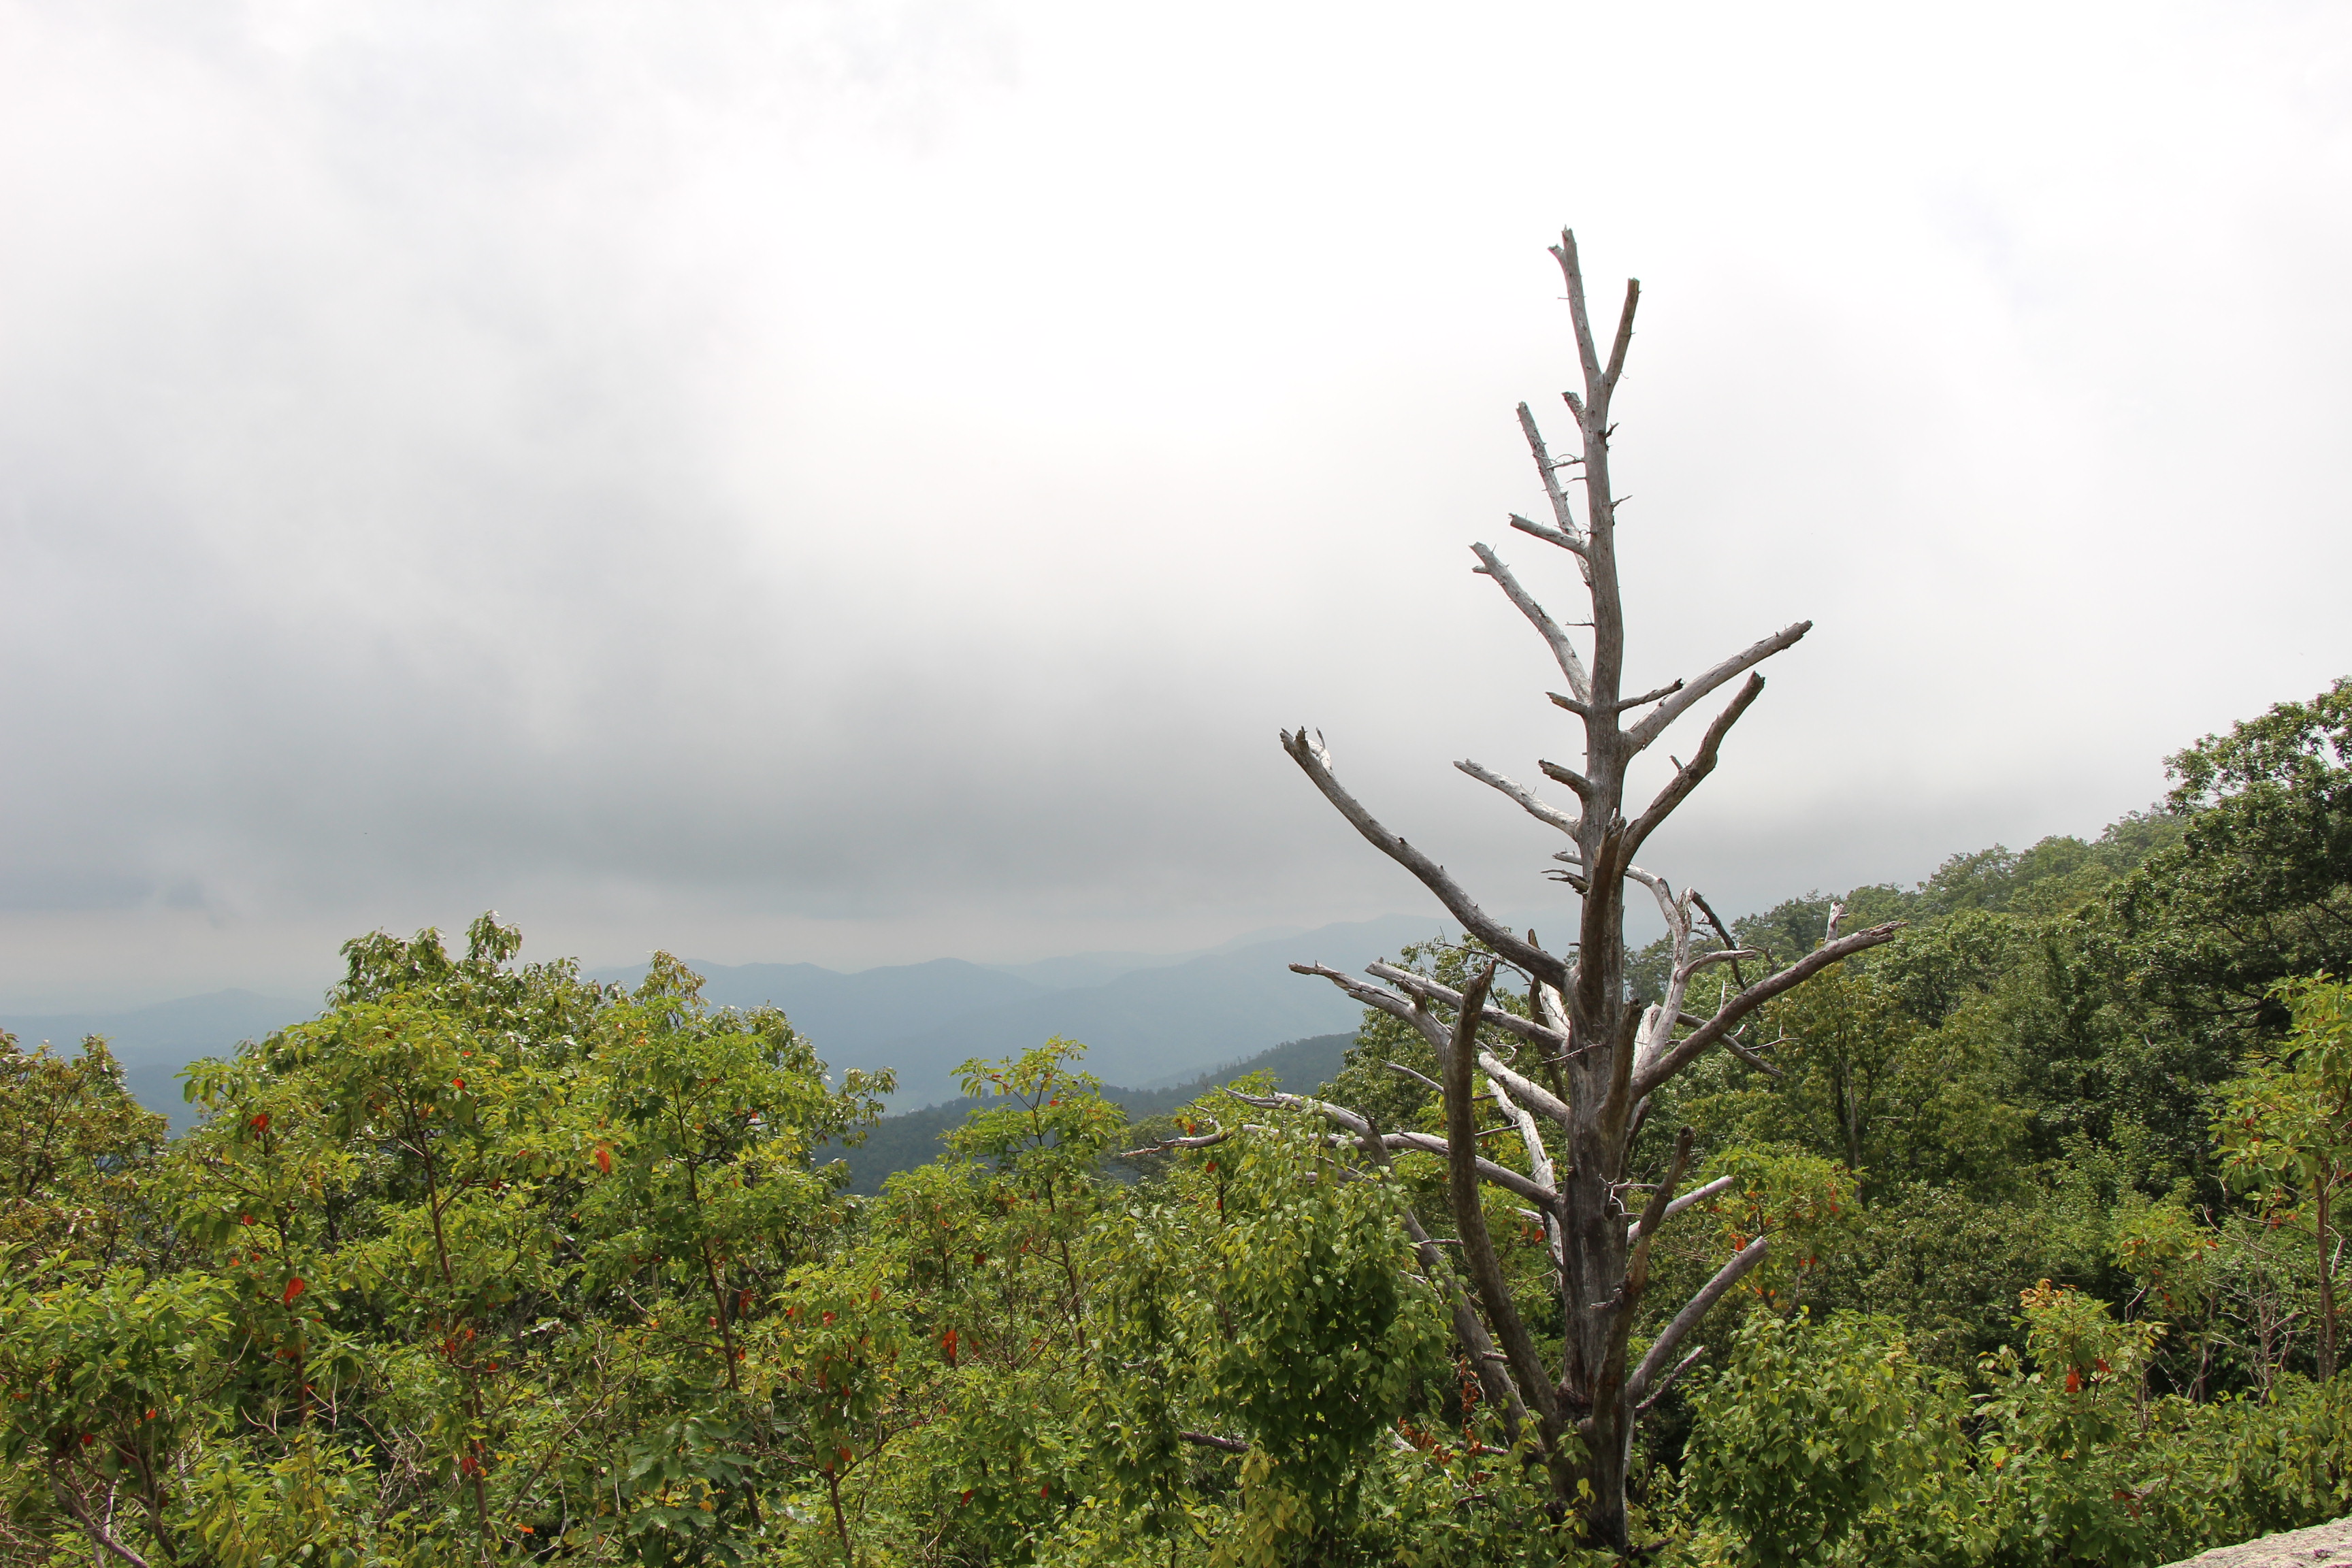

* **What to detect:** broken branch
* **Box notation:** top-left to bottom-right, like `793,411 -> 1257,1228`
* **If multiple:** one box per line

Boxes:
1278,728 -> 1567,989
1631,923 -> 1906,1098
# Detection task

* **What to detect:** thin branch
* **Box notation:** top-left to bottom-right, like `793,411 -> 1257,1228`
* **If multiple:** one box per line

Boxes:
1373,1135 -> 1562,1212
1225,1089 -> 1563,1213
1675,948 -> 1764,984
1624,1173 -> 1735,1243
1624,622 -> 1812,753
1386,1062 -> 1445,1096
1551,231 -> 1604,402
1622,675 -> 1765,863
1601,278 -> 1640,396
1292,960 -> 1426,1022
1358,964 -> 1575,1129
1624,1236 -> 1769,1411
1635,1342 -> 1708,1416
1471,543 -> 1590,703
1691,889 -> 1748,988
48,1468 -> 152,1568
1623,1128 -> 1694,1303
1365,962 -> 1571,1058
1178,1431 -> 1249,1454
1610,679 -> 1683,713
1722,1038 -> 1785,1079
1536,757 -> 1595,800
1631,923 -> 1906,1098
1627,1130 -> 1694,1250
1442,964 -> 1558,1423
1292,963 -> 1475,1073
1403,1205 -> 1530,1439
1278,728 -> 1567,989
1507,512 -> 1586,557
1489,1077 -> 1563,1267
1119,1124 -> 1232,1159
1455,760 -> 1580,836
1488,1079 -> 1558,1198
1516,403 -> 1587,549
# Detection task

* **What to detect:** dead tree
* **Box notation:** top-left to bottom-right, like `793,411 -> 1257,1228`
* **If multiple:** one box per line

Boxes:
1272,231 -> 1901,1553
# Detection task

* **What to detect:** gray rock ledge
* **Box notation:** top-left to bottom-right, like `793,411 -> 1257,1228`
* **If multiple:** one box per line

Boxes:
2170,1518 -> 2352,1568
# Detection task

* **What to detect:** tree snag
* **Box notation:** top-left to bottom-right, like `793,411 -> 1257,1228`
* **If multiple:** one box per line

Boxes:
1271,229 -> 1901,1554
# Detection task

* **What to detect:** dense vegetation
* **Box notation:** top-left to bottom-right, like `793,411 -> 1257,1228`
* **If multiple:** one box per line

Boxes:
5,676 -> 2352,1567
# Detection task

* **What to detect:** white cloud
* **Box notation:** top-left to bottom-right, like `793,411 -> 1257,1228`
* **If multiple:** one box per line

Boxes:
2,0 -> 2347,1005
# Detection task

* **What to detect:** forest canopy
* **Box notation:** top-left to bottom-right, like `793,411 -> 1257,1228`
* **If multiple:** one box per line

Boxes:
5,675 -> 2352,1567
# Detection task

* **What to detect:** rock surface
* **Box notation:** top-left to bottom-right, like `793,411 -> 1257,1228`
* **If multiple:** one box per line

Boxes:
2170,1518 -> 2352,1567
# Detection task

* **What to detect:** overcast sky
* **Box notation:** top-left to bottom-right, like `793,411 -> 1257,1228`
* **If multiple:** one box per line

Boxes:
2,1 -> 2347,1009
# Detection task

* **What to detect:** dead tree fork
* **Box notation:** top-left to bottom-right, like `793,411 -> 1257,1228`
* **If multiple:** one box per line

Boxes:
1271,230 -> 1901,1553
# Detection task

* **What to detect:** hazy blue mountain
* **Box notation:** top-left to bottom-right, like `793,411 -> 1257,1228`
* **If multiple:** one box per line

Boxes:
975,926 -> 1312,991
10,915 -> 1450,1134
589,917 -> 1445,1105
1,990 -> 316,1131
830,1032 -> 1358,1194
585,957 -> 1050,1062
980,950 -> 1199,990
840,915 -> 1448,1104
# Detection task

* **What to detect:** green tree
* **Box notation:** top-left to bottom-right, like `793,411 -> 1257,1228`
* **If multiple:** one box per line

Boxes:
0,1032 -> 167,1273
2114,679 -> 2352,1039
2215,975 -> 2352,1379
1680,1310 -> 1965,1568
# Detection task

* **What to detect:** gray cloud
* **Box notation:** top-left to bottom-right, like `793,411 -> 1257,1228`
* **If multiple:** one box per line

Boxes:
4,0 -> 2350,1006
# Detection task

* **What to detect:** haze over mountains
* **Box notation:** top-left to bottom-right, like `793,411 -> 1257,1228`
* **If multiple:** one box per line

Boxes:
585,913 -> 1443,1103
1,915 -> 1452,1128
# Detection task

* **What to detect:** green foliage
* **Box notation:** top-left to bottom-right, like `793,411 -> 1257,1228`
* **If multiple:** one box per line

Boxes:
1680,1311 -> 1966,1567
14,678 -> 2352,1565
2112,677 -> 2352,1036
0,1031 -> 167,1273
1105,1115 -> 1447,1532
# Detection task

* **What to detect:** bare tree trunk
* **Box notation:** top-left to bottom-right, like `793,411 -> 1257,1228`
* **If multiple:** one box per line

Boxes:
1276,229 -> 1899,1554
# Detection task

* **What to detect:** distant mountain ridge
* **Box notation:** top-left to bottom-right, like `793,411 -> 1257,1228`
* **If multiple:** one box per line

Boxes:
0,990 -> 314,1132
581,958 -> 1054,1061
3,916 -> 1451,1128
828,1032 -> 1360,1194
592,915 -> 1449,1105
838,918 -> 1436,1102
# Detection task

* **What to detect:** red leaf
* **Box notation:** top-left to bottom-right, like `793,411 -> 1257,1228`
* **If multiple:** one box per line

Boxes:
943,1327 -> 960,1367
250,1113 -> 270,1132
282,1277 -> 306,1304
593,1146 -> 612,1175
2065,1368 -> 2082,1393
